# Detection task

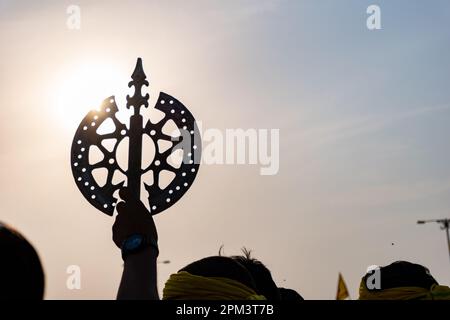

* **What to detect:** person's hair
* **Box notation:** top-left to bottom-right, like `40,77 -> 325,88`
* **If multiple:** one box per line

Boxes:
231,248 -> 281,300
179,256 -> 257,292
0,222 -> 45,299
278,287 -> 304,301
362,260 -> 438,291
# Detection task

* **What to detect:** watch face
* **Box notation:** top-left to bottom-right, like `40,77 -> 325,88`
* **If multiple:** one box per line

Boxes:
124,234 -> 144,251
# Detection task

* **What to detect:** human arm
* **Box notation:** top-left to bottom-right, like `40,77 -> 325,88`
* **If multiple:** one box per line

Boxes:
113,188 -> 159,300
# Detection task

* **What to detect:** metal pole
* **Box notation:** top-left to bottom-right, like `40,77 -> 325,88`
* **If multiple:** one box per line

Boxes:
126,58 -> 149,200
445,220 -> 450,263
417,218 -> 450,264
127,112 -> 143,199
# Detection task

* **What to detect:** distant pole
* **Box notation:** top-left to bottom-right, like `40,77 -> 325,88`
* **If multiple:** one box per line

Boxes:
446,220 -> 450,262
417,218 -> 450,263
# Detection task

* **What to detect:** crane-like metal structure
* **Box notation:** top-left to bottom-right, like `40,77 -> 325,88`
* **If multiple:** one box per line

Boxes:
417,218 -> 450,262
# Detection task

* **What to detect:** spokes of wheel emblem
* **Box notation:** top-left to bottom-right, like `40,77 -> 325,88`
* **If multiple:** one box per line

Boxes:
71,58 -> 201,216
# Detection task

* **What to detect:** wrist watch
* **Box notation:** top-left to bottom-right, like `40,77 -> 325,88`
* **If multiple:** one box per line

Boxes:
121,233 -> 158,260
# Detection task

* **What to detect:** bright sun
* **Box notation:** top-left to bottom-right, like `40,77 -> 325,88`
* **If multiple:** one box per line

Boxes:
52,61 -> 127,132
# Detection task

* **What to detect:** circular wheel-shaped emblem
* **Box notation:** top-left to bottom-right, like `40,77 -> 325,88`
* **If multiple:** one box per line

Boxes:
70,59 -> 201,216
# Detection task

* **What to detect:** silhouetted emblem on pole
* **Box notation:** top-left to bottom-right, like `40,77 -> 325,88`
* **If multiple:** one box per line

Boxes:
71,58 -> 201,216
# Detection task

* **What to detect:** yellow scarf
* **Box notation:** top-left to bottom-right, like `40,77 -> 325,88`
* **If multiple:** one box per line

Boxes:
359,281 -> 450,300
163,271 -> 267,300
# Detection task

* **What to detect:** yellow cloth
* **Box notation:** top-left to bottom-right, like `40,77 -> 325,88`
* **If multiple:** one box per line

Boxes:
163,271 -> 267,300
359,281 -> 450,300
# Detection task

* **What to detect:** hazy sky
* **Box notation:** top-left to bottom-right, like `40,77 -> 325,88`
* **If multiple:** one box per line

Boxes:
1,0 -> 450,299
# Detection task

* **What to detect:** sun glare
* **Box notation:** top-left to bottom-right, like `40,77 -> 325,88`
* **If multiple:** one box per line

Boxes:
51,61 -> 127,132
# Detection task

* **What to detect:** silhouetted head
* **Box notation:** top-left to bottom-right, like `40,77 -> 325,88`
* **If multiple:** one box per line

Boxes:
0,222 -> 45,300
278,287 -> 304,301
179,256 -> 257,291
362,260 -> 438,291
231,248 -> 281,300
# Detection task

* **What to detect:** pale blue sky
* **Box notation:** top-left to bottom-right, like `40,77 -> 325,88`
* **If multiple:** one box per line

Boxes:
0,0 -> 449,299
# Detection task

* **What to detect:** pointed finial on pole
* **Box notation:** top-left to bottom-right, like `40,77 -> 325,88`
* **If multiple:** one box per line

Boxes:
127,57 -> 149,113
131,57 -> 147,82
